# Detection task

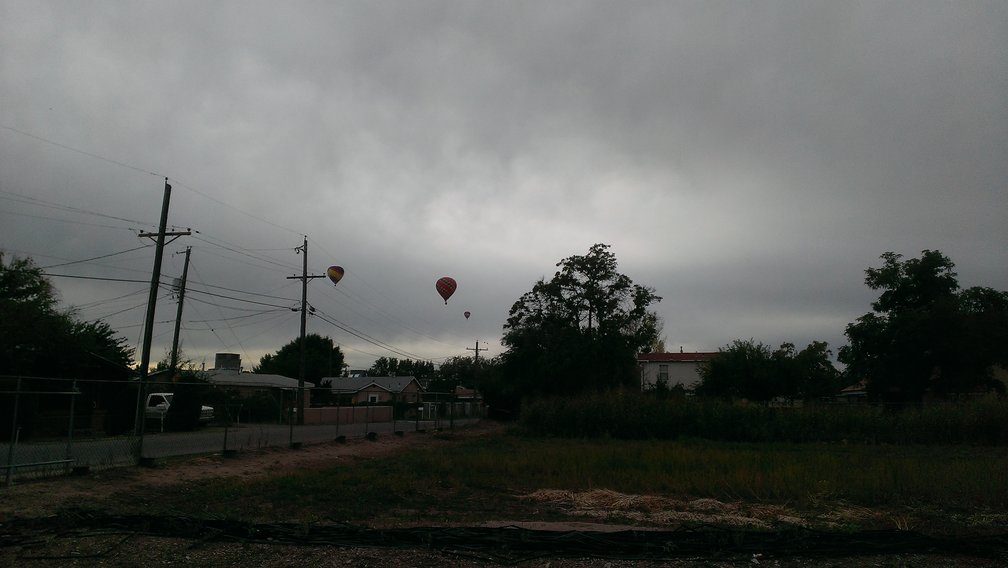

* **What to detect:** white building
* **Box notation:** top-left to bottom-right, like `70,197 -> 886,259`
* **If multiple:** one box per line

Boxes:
638,351 -> 718,392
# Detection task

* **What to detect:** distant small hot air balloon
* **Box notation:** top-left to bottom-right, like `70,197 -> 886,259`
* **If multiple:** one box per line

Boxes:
326,266 -> 344,285
436,276 -> 457,304
464,311 -> 471,320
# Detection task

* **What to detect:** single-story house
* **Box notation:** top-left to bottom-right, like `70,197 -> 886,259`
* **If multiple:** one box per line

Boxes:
638,351 -> 719,392
204,369 -> 314,406
328,375 -> 422,406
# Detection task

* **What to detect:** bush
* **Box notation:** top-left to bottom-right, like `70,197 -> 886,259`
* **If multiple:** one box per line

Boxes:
241,391 -> 282,423
164,378 -> 211,431
517,392 -> 1008,445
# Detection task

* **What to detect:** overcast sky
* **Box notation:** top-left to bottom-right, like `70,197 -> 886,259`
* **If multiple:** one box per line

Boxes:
2,1 -> 1006,373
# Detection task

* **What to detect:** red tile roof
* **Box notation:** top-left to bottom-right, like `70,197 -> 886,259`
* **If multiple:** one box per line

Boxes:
638,352 -> 719,362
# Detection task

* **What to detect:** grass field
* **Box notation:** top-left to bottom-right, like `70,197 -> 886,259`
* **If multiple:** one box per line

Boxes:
116,427 -> 1008,533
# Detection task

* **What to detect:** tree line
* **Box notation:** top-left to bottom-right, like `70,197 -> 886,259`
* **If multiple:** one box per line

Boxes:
3,244 -> 1006,420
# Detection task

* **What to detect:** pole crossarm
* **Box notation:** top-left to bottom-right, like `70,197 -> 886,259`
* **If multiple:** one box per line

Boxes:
466,340 -> 486,364
139,230 -> 191,247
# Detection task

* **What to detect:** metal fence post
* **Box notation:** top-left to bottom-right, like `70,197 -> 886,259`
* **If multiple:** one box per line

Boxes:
5,377 -> 22,486
65,379 -> 77,474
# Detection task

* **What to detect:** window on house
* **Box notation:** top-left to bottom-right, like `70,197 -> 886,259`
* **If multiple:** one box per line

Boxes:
658,364 -> 669,383
368,394 -> 379,404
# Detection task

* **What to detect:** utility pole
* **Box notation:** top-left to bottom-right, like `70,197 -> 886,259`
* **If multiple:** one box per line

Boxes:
135,179 -> 191,438
169,246 -> 192,374
285,236 -> 325,424
466,340 -> 486,364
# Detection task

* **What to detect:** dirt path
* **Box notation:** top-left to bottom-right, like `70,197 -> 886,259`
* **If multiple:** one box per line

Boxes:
2,423 -> 500,520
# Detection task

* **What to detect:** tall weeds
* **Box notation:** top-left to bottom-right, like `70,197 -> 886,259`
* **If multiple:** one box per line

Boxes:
518,392 -> 1008,445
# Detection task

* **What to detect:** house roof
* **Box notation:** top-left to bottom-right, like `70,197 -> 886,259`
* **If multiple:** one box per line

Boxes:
638,352 -> 719,363
204,369 -> 312,389
327,375 -> 420,394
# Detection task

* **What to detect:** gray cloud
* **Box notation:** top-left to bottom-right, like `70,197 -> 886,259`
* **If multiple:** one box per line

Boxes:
2,1 -> 1005,370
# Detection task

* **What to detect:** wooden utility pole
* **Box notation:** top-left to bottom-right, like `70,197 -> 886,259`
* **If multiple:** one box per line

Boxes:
285,236 -> 325,424
135,179 -> 190,439
169,246 -> 192,373
466,340 -> 486,364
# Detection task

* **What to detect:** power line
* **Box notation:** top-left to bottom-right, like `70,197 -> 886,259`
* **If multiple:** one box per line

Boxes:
0,208 -> 142,231
308,236 -> 457,350
40,245 -> 153,269
0,188 -> 154,226
42,273 -> 149,284
1,124 -> 163,178
74,287 -> 149,310
184,287 -> 295,310
168,177 -> 302,237
191,233 -> 299,271
186,309 -> 289,323
312,310 -> 426,361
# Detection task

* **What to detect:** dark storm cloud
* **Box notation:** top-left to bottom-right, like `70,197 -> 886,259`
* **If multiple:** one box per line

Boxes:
2,1 -> 1005,369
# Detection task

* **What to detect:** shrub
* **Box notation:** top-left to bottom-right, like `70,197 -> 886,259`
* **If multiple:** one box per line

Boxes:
517,392 -> 1008,445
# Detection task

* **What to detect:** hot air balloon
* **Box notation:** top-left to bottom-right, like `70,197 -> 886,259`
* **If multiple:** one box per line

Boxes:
464,311 -> 471,320
436,276 -> 457,304
326,266 -> 344,285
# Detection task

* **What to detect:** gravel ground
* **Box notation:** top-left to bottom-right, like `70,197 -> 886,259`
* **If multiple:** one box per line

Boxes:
4,534 -> 1005,568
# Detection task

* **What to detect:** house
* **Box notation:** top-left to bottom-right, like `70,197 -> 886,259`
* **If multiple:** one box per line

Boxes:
638,351 -> 719,392
834,380 -> 869,404
202,353 -> 313,405
328,375 -> 423,406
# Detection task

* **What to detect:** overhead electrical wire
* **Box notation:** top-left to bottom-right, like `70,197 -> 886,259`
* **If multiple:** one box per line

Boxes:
188,260 -> 252,359
1,124 -> 163,178
0,188 -> 154,226
43,273 -> 149,284
186,309 -> 289,324
73,287 -> 149,310
191,233 -> 299,272
93,300 -> 150,320
0,208 -> 142,231
3,125 -> 469,367
311,309 -> 426,361
40,245 -> 153,269
183,287 -> 296,310
308,236 -> 458,350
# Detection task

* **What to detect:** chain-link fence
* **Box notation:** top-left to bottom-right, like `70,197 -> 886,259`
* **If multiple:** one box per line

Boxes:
2,375 -> 138,485
3,375 -> 483,485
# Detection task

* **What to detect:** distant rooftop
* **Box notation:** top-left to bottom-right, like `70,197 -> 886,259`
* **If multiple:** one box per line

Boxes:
204,369 -> 312,389
638,352 -> 719,363
327,375 -> 420,394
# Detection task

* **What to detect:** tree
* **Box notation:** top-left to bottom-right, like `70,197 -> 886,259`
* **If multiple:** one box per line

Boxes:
368,357 -> 435,383
500,244 -> 661,407
428,355 -> 495,393
695,339 -> 840,402
0,253 -> 134,377
839,250 -> 1008,403
254,333 -> 345,384
1,254 -> 135,438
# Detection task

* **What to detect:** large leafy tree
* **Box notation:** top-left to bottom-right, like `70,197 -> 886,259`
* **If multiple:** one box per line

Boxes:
839,250 -> 1008,403
254,333 -> 345,384
500,244 -> 661,407
428,355 -> 498,393
695,339 -> 840,401
0,253 -> 134,377
368,357 -> 436,383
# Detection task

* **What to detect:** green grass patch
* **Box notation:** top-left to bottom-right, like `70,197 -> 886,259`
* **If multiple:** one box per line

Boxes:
126,429 -> 1008,528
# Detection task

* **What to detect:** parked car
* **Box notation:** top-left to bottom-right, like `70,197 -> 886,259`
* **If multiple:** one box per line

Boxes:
146,392 -> 214,423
